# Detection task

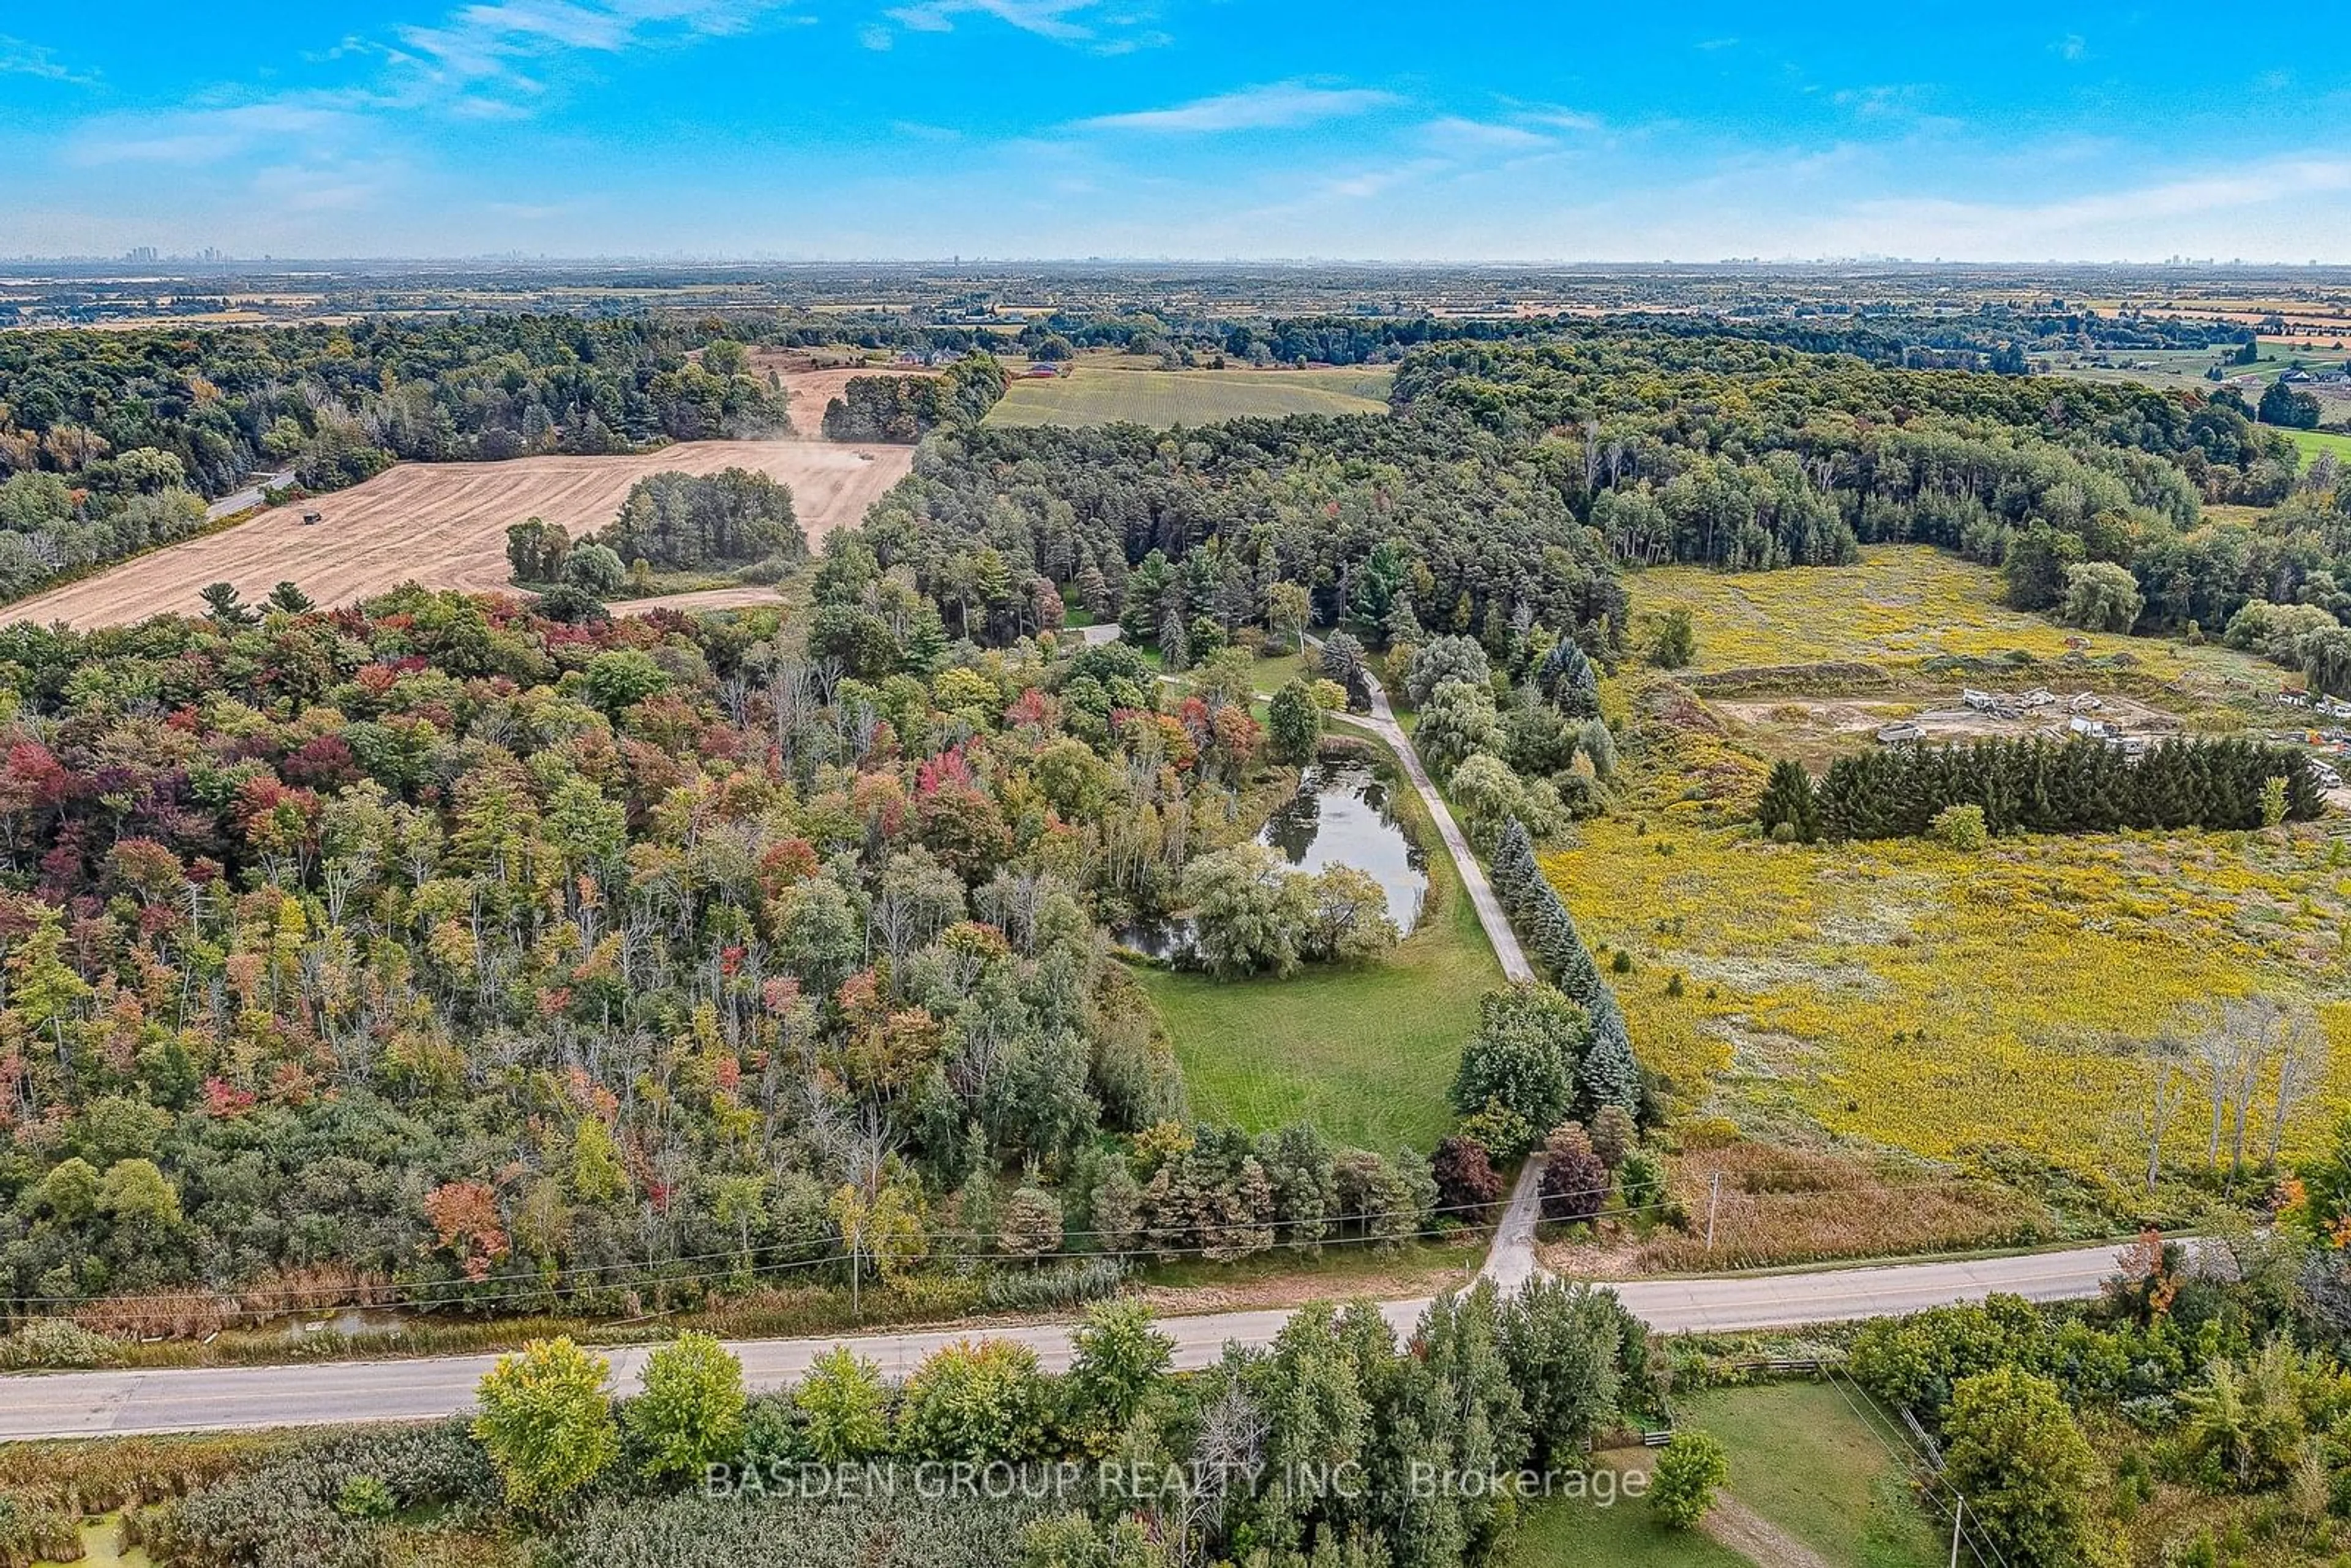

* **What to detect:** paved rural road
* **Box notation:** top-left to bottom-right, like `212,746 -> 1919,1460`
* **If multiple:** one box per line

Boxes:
0,1240 -> 2138,1439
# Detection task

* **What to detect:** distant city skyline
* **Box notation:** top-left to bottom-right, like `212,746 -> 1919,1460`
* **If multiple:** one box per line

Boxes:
4,2 -> 2346,263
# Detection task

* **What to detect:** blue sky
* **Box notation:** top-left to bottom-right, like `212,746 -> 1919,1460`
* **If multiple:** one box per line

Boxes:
2,2 -> 2346,261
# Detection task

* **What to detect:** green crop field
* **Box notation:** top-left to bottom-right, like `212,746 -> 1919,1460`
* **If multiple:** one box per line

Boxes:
987,364 -> 1392,428
2287,427 -> 2351,463
1133,762 -> 1500,1153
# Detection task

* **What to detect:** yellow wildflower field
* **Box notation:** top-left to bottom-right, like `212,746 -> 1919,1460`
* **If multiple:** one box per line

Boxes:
1629,544 -> 2285,688
1543,819 -> 2351,1177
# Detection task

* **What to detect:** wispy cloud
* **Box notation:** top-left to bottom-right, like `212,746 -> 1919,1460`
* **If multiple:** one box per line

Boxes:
1521,107 -> 1603,134
883,0 -> 1103,43
1422,116 -> 1551,152
1319,157 -> 1447,200
381,0 -> 790,99
0,32 -> 94,84
72,103 -> 363,165
2053,33 -> 2087,61
1079,81 -> 1399,134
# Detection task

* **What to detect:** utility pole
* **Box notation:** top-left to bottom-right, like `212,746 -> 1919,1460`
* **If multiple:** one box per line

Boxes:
1704,1171 -> 1722,1251
1949,1495 -> 1963,1568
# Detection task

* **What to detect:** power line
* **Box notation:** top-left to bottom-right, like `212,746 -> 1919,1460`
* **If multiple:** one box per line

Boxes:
1817,1363 -> 2013,1568
4,1188 -> 1666,1315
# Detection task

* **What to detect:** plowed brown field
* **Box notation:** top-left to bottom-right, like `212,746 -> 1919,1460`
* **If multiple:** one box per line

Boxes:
5,440 -> 912,629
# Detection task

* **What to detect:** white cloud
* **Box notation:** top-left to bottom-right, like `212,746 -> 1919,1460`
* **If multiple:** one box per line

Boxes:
0,32 -> 93,83
377,0 -> 794,101
883,0 -> 1100,42
72,103 -> 362,165
1078,81 -> 1399,134
1422,116 -> 1551,152
1319,157 -> 1449,201
1521,107 -> 1603,133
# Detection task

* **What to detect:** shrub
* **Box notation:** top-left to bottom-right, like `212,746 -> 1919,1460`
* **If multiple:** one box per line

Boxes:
626,1332 -> 748,1483
795,1347 -> 891,1461
472,1336 -> 619,1512
1650,1428 -> 1730,1528
0,1316 -> 124,1370
1430,1135 -> 1505,1214
1618,1150 -> 1667,1214
1539,1125 -> 1610,1226
333,1474 -> 396,1521
1589,1105 -> 1637,1169
1930,803 -> 1988,852
895,1340 -> 1054,1463
1941,1367 -> 2104,1568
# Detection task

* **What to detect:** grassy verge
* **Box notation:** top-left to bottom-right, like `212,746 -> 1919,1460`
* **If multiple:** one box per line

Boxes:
1502,1459 -> 1743,1567
1134,752 -> 1501,1153
1682,1380 -> 1943,1568
1505,1379 -> 1943,1567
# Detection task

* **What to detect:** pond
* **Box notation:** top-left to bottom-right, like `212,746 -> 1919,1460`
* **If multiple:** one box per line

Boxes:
35,1515 -> 151,1568
1118,760 -> 1428,961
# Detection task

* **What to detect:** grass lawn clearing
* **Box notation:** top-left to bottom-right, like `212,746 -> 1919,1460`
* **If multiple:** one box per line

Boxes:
1682,1381 -> 1943,1568
1504,1474 -> 1746,1567
1134,753 -> 1501,1152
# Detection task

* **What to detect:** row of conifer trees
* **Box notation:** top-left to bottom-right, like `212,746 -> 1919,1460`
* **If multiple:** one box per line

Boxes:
1489,816 -> 1641,1117
1755,734 -> 2322,842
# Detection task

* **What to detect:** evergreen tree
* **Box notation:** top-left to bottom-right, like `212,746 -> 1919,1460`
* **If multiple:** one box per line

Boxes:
1577,1005 -> 1641,1124
1756,758 -> 1819,842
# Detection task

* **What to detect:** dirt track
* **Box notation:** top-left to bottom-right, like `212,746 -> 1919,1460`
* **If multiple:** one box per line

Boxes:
4,440 -> 912,629
619,585 -> 792,617
762,361 -> 937,430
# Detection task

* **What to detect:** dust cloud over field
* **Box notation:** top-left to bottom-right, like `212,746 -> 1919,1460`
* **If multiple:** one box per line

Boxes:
4,440 -> 912,630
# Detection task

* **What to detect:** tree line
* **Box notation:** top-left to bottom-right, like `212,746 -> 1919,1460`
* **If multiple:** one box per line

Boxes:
1755,734 -> 2323,843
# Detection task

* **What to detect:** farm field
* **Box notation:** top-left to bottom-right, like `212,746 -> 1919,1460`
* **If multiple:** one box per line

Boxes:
1133,767 -> 1502,1153
1,440 -> 911,629
986,363 -> 1392,428
1627,544 -> 2285,691
618,583 -> 792,617
756,358 -> 939,429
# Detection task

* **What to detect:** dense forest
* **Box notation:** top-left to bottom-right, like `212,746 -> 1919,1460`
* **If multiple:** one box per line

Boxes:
506,469 -> 808,606
0,583 -> 1491,1323
860,415 -> 1629,662
0,317 -> 795,498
